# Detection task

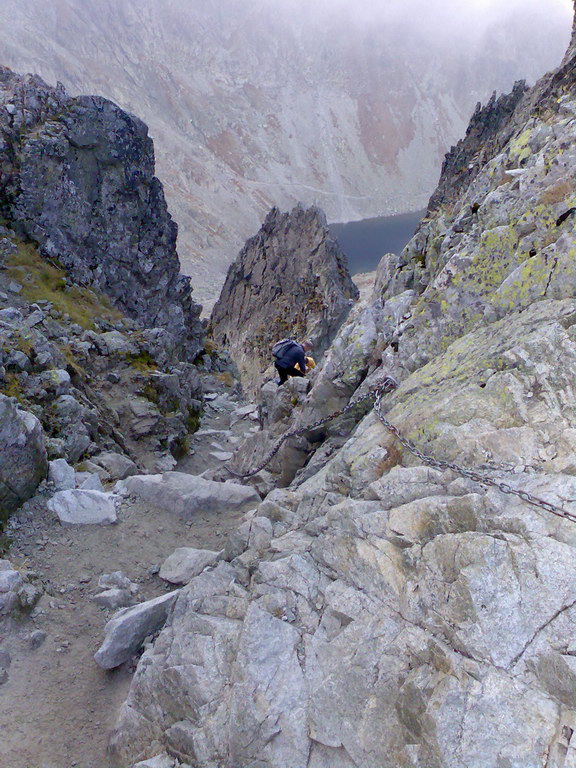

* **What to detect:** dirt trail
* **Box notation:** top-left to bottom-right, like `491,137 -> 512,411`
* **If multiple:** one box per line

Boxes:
0,392 -> 256,768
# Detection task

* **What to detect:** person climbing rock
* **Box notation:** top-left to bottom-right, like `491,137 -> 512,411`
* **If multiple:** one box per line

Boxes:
272,338 -> 313,385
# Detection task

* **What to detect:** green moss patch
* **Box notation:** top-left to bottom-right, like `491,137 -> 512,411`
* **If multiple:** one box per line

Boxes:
125,350 -> 157,373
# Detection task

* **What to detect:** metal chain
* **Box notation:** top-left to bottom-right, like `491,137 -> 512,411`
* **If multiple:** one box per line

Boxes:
373,391 -> 576,525
226,376 -> 576,525
225,376 -> 399,479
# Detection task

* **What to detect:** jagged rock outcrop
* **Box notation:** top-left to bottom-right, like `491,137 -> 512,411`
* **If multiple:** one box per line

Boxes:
0,66 -> 212,496
210,205 -> 359,391
427,81 -> 529,213
0,66 -> 203,358
109,12 -> 576,768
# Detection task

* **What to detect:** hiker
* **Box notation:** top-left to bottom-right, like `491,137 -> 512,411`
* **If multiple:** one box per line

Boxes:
272,338 -> 313,385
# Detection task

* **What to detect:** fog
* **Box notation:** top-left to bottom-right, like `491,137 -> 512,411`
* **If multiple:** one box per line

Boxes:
265,0 -> 572,44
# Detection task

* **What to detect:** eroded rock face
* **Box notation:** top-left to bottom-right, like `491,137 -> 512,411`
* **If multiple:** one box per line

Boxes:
0,394 -> 47,511
210,205 -> 359,392
0,66 -> 203,358
109,15 -> 576,768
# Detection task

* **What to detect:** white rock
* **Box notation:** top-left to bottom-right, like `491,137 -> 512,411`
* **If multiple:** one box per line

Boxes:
159,547 -> 221,585
94,590 -> 179,669
47,490 -> 118,525
48,458 -> 76,491
115,472 -> 260,518
131,754 -> 179,768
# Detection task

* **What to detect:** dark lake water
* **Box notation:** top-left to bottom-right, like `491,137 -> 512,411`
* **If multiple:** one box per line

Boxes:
329,209 -> 426,275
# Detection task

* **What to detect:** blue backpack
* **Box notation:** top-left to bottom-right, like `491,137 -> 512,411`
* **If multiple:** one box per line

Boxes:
272,338 -> 298,359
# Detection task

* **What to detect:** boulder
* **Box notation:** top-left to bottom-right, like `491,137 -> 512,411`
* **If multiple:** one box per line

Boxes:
0,394 -> 47,511
159,547 -> 221,585
115,472 -> 260,518
94,590 -> 179,669
47,489 -> 118,525
91,451 -> 138,480
48,458 -> 76,491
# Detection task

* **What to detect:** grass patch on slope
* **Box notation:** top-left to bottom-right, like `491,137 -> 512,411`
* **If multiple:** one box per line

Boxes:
6,242 -> 123,330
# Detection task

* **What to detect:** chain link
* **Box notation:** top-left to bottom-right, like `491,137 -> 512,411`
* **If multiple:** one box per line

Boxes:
225,376 -> 399,479
225,376 -> 576,525
373,391 -> 576,525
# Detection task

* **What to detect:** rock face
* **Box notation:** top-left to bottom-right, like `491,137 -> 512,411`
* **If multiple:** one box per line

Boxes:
0,66 -> 203,358
110,16 -> 576,768
0,394 -> 47,511
210,205 -> 359,391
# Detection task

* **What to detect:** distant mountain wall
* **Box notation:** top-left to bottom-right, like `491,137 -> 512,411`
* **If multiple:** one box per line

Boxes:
0,0 -> 570,308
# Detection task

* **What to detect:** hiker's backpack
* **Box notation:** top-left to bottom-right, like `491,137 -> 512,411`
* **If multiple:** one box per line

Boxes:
272,338 -> 297,359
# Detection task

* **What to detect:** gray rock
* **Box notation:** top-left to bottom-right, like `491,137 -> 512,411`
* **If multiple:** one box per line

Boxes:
0,307 -> 23,325
0,395 -> 47,511
7,281 -> 21,294
29,630 -> 47,649
91,451 -> 138,480
0,569 -> 22,593
17,583 -> 42,609
94,330 -> 137,356
47,489 -> 118,525
98,572 -> 134,591
159,547 -> 221,585
209,450 -> 234,461
38,369 -> 71,396
48,458 -> 76,491
94,590 -> 179,670
25,309 -> 44,327
77,472 -> 104,492
115,472 -> 260,518
93,588 -> 135,610
5,349 -> 30,371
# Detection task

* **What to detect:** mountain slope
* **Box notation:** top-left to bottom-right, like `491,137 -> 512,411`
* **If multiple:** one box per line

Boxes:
0,0 -> 570,307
